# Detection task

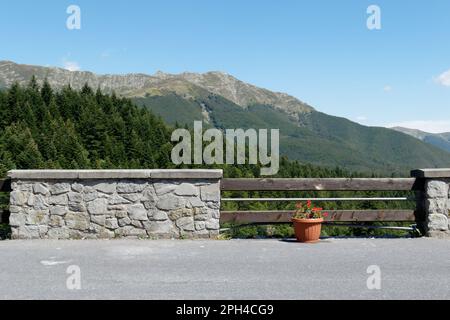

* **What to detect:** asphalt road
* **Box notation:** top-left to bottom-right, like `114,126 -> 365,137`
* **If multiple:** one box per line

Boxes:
0,238 -> 449,300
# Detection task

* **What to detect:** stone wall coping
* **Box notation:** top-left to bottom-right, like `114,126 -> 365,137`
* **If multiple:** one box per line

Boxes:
7,169 -> 223,180
411,169 -> 450,178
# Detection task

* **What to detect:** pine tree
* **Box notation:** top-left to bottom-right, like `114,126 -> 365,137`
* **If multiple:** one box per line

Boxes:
41,79 -> 53,106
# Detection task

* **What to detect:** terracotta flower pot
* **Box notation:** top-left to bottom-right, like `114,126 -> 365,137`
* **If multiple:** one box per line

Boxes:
292,218 -> 323,243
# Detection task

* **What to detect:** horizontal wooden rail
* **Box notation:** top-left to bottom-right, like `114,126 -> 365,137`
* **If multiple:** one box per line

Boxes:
221,178 -> 419,191
222,197 -> 410,202
220,210 -> 417,224
0,178 -> 11,192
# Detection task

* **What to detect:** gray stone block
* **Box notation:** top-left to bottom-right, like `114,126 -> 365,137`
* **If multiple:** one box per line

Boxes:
120,193 -> 143,202
187,196 -> 204,208
72,183 -> 84,192
9,213 -> 25,227
65,212 -> 90,231
25,210 -> 48,225
200,184 -> 220,201
105,217 -> 119,229
15,225 -> 40,239
118,217 -> 131,227
47,227 -> 70,239
127,204 -> 148,221
428,213 -> 449,231
49,194 -> 68,206
157,194 -> 186,211
50,206 -> 68,216
10,191 -> 28,206
83,188 -> 98,202
94,182 -> 116,194
195,221 -> 206,231
108,194 -> 131,205
87,198 -> 108,215
50,183 -> 71,195
117,182 -> 146,193
174,183 -> 199,196
205,218 -> 220,230
152,210 -> 168,221
49,215 -> 65,227
145,220 -> 177,234
33,183 -> 49,195
176,217 -> 195,231
425,199 -> 447,215
426,180 -> 449,199
154,183 -> 177,196
91,215 -> 106,226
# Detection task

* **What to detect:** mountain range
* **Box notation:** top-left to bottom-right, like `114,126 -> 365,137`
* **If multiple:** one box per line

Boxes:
392,127 -> 450,153
1,60 -> 450,174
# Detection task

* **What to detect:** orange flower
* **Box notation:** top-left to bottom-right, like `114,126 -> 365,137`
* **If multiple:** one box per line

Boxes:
307,200 -> 311,208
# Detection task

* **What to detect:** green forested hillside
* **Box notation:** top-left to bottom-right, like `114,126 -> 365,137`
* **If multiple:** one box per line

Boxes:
135,93 -> 450,175
297,111 -> 450,173
424,135 -> 450,153
0,78 -> 174,176
0,79 -> 365,179
392,126 -> 450,153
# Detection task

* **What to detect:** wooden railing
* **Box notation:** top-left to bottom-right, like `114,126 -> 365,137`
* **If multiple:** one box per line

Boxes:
220,178 -> 424,224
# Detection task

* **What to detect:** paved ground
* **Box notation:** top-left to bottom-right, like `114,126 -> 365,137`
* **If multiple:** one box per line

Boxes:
0,238 -> 449,300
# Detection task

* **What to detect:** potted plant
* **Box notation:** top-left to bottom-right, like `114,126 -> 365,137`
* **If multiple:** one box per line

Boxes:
292,200 -> 328,243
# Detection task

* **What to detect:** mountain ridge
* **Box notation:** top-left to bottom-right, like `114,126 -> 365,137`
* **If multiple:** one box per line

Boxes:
392,126 -> 450,153
2,60 -> 450,174
0,60 -> 313,116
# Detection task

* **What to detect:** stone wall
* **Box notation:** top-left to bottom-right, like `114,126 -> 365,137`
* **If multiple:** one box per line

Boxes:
7,170 -> 222,239
411,169 -> 450,238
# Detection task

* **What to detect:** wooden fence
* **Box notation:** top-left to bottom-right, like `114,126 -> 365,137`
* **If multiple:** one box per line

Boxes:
220,178 -> 423,224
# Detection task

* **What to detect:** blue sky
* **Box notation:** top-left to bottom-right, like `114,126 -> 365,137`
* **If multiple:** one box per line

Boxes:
1,0 -> 449,132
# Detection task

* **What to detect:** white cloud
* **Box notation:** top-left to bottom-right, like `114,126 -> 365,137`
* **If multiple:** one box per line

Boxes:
383,85 -> 392,92
386,120 -> 450,134
100,51 -> 110,59
435,69 -> 450,87
356,116 -> 367,121
63,60 -> 81,71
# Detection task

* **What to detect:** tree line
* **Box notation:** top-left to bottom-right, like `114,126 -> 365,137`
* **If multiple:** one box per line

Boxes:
0,77 -> 173,176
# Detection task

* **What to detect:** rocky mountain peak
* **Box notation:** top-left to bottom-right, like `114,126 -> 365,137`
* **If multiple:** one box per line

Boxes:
0,60 -> 314,115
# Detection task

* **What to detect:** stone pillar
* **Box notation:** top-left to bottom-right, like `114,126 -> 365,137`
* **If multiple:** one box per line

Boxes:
411,169 -> 450,238
7,169 -> 222,240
